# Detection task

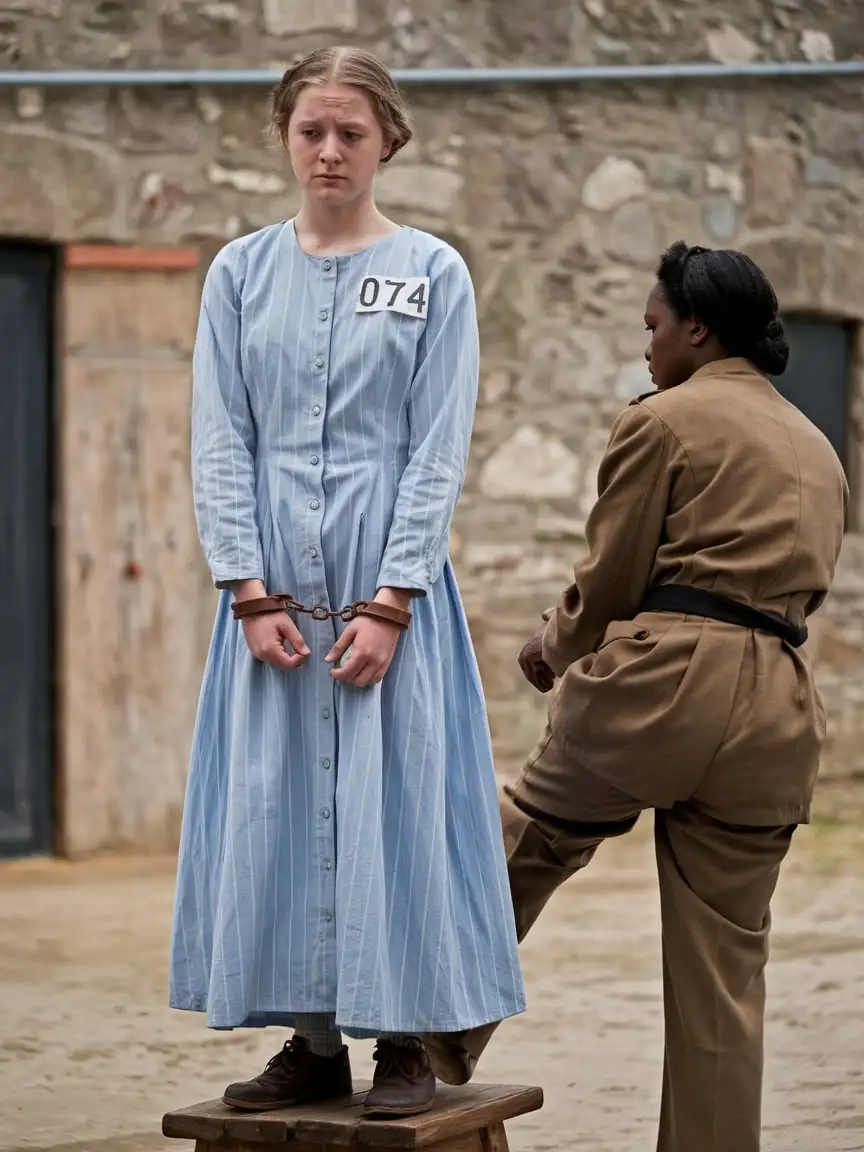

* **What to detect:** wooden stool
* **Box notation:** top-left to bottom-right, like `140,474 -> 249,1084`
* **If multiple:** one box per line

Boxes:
162,1082 -> 543,1152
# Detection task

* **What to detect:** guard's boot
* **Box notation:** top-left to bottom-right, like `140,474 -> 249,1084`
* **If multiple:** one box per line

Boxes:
422,1021 -> 500,1086
422,1030 -> 479,1086
223,1036 -> 353,1111
364,1037 -> 436,1117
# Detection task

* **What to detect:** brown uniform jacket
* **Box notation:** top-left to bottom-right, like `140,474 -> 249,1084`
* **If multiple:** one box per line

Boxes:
537,357 -> 848,824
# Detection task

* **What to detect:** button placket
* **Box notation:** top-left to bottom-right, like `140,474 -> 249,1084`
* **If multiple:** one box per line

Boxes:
309,256 -> 339,938
303,255 -> 336,605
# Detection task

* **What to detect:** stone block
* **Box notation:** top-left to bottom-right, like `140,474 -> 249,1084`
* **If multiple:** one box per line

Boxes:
57,93 -> 110,138
652,195 -> 708,253
582,156 -> 647,213
0,127 -> 119,241
744,137 -> 800,228
805,155 -> 846,188
803,191 -> 860,236
207,161 -> 286,195
823,241 -> 864,321
517,325 -> 617,404
648,155 -> 697,195
709,128 -> 742,162
705,23 -> 759,65
604,200 -> 659,266
479,426 -> 580,500
486,0 -> 581,64
702,197 -> 740,243
376,163 -> 463,218
800,29 -> 834,62
803,104 -> 864,165
741,236 -> 826,313
118,90 -> 202,154
262,0 -> 357,36
15,86 -> 44,119
704,164 -> 744,204
502,139 -> 583,229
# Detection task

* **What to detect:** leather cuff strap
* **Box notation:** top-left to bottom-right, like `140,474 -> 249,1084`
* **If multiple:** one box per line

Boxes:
232,595 -> 288,620
359,602 -> 412,629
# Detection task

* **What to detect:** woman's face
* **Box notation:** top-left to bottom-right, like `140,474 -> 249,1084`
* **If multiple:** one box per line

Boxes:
643,283 -> 700,391
285,82 -> 390,207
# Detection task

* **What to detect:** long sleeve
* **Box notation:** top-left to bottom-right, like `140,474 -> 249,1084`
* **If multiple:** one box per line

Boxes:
376,249 -> 479,594
542,402 -> 673,675
191,242 -> 264,589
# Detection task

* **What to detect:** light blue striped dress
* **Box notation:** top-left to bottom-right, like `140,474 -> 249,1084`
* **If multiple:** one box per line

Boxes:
169,220 -> 526,1036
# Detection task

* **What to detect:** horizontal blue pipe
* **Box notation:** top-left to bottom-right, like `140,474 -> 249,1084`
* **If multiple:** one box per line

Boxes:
0,61 -> 862,86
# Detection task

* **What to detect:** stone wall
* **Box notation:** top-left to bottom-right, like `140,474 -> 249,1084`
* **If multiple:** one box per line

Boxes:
3,0 -> 864,847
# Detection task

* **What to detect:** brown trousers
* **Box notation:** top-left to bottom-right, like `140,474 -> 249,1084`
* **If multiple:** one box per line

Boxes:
464,748 -> 795,1152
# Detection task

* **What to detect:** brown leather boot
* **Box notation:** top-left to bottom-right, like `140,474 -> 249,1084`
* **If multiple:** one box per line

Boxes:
223,1036 -> 353,1111
364,1038 -> 436,1117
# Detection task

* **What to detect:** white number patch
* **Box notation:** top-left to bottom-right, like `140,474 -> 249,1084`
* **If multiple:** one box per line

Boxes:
355,275 -> 430,320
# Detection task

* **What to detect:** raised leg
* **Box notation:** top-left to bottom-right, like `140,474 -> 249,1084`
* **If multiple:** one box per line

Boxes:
426,753 -> 642,1084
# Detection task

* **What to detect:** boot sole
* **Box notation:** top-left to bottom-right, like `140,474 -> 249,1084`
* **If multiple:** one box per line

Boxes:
223,1090 -> 354,1112
363,1099 -> 435,1118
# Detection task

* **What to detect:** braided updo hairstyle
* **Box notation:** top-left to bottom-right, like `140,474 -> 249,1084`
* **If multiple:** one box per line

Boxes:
270,46 -> 413,163
656,241 -> 790,376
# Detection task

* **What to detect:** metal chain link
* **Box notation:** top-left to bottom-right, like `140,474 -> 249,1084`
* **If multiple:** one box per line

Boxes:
279,595 -> 370,623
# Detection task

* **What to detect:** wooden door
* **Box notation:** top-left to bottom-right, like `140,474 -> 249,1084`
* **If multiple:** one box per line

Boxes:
59,245 -> 213,855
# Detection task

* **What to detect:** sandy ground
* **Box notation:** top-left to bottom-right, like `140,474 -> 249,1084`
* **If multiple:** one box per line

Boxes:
1,786 -> 863,1152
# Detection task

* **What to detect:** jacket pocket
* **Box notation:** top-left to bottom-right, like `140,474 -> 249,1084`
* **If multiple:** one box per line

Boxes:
597,619 -> 651,651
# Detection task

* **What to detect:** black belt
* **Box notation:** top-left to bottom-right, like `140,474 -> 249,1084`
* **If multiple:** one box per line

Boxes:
640,584 -> 808,648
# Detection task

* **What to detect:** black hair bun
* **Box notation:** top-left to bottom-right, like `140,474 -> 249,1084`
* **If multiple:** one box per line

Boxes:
752,317 -> 790,377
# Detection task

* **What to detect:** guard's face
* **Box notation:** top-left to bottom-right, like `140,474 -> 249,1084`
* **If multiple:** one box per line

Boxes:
286,83 -> 390,204
644,284 -> 700,391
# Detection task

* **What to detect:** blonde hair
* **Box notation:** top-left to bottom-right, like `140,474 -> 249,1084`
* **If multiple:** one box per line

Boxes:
271,46 -> 413,162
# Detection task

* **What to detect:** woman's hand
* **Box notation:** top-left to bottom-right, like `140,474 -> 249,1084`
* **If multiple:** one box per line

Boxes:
326,587 -> 411,688
241,613 -> 311,670
232,581 -> 310,670
326,616 -> 401,687
518,634 -> 555,693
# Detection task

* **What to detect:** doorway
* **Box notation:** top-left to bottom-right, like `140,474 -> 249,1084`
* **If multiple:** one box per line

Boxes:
0,243 -> 55,857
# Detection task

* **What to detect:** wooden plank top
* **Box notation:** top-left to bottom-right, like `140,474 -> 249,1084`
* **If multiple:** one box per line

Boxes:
162,1081 -> 543,1148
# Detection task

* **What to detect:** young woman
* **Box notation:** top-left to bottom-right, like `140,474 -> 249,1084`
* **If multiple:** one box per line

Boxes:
169,47 -> 524,1118
425,242 -> 848,1152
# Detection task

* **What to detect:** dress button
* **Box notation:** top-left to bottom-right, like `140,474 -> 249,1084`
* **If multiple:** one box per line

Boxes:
307,546 -> 318,558
323,259 -> 332,271
322,758 -> 331,769
322,708 -> 330,720
321,807 -> 331,819
314,356 -> 324,369
324,859 -> 332,871
319,309 -> 328,321
324,911 -> 333,922
309,499 -> 320,510
312,405 -> 322,417
310,455 -> 319,465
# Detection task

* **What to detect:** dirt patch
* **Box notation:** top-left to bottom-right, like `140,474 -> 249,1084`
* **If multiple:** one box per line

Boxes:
1,789 -> 863,1152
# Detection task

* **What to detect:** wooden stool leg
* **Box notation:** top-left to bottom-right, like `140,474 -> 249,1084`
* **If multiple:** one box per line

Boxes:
480,1121 -> 510,1152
